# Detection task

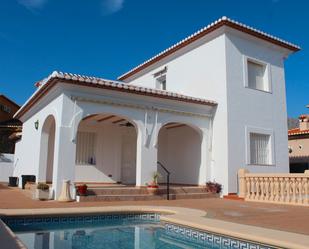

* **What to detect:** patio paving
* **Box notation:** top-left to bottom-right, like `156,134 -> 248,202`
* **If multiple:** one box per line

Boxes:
1,184 -> 309,236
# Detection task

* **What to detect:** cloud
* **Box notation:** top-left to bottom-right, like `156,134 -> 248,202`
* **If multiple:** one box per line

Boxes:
101,0 -> 124,15
17,0 -> 48,10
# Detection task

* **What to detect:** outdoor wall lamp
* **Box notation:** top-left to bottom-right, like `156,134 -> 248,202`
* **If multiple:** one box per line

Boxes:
34,120 -> 39,130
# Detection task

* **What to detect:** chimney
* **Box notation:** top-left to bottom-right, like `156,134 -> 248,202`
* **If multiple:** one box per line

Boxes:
299,114 -> 309,131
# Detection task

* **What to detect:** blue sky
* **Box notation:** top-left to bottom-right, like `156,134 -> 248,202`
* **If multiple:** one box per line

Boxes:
0,0 -> 308,117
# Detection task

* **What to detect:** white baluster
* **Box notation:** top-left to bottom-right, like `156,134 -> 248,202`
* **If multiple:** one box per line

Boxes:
254,177 -> 260,200
279,177 -> 285,202
274,177 -> 280,202
297,178 -> 303,204
303,177 -> 309,205
246,177 -> 251,200
292,178 -> 297,204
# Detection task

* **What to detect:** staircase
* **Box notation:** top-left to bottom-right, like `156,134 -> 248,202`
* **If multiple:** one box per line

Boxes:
77,185 -> 217,202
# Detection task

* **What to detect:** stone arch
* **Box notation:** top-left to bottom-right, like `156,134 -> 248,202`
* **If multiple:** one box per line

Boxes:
156,120 -> 203,185
38,114 -> 56,184
74,112 -> 140,185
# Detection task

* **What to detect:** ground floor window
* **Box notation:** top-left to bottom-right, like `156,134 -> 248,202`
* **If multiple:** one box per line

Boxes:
76,131 -> 96,165
249,133 -> 271,165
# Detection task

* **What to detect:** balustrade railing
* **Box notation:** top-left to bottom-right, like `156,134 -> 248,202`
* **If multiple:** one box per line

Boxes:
238,169 -> 309,206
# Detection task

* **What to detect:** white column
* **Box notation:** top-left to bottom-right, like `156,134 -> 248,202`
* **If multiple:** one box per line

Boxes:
136,129 -> 157,186
135,111 -> 158,186
52,126 -> 76,199
198,129 -> 209,185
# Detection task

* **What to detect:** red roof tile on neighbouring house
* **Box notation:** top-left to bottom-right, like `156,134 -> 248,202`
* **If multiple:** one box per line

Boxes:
288,128 -> 309,136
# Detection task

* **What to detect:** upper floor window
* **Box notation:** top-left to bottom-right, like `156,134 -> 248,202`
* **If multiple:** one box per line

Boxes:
154,66 -> 167,90
0,103 -> 11,113
245,57 -> 271,92
156,75 -> 166,90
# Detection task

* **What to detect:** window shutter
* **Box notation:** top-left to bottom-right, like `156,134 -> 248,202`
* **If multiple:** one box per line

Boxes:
247,61 -> 266,91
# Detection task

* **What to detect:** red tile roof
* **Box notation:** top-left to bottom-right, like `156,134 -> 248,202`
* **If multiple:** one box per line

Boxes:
288,128 -> 309,136
14,71 -> 217,119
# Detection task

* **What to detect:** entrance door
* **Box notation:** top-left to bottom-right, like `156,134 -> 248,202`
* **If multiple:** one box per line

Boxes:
121,129 -> 136,184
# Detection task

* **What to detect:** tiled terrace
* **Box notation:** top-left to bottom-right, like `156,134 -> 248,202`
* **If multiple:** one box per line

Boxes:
1,183 -> 309,236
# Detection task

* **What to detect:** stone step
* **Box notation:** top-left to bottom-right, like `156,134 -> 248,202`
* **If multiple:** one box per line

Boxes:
87,186 -> 208,196
86,188 -> 149,195
77,192 -> 215,202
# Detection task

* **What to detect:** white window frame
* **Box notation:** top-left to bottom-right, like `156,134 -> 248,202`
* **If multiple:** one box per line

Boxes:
245,126 -> 275,166
153,66 -> 167,90
243,55 -> 272,93
155,74 -> 166,90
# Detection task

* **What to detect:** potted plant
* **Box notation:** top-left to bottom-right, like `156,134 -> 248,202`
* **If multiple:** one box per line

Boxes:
147,172 -> 161,195
35,183 -> 50,200
76,184 -> 88,196
205,181 -> 222,194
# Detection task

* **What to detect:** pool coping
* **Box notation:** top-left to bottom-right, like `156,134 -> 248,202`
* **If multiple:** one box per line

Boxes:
1,205 -> 309,249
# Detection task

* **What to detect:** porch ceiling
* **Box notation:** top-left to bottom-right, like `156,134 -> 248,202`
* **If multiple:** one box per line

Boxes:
81,114 -> 133,126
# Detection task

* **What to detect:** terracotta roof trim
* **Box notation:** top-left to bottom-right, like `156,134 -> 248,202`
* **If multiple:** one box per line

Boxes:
118,16 -> 300,81
14,71 -> 217,119
288,128 -> 309,136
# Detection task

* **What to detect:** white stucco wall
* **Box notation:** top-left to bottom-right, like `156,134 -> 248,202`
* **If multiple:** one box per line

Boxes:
158,125 -> 202,185
125,28 -> 292,194
13,87 -> 63,188
225,30 -> 290,193
0,153 -> 14,182
126,30 -> 229,192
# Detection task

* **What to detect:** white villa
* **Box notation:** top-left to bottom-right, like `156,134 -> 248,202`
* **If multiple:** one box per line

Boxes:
13,17 -> 300,199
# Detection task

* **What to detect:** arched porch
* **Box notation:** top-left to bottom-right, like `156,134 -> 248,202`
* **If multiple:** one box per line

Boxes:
75,113 -> 138,185
157,122 -> 203,186
37,115 -> 56,188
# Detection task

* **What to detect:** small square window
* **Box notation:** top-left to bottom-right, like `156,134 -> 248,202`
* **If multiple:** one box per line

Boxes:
246,59 -> 270,92
249,133 -> 271,165
156,75 -> 166,90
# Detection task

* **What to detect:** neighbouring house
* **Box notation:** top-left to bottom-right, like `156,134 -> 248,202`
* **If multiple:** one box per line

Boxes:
0,95 -> 22,153
288,111 -> 309,173
13,17 -> 299,199
0,94 -> 21,182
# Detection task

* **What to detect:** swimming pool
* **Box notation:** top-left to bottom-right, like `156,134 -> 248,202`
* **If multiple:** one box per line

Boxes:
2,213 -> 274,249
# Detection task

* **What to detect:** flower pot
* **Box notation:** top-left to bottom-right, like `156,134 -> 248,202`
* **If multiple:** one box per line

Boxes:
34,189 -> 51,200
77,185 -> 88,196
147,185 -> 159,195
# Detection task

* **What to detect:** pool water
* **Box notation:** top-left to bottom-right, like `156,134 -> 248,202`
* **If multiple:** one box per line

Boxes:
3,214 -> 273,249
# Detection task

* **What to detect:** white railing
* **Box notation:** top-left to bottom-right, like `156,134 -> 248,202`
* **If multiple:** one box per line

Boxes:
238,169 -> 309,206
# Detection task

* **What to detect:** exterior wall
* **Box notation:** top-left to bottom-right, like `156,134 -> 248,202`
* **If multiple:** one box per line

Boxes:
124,28 -> 291,194
126,31 -> 229,192
158,125 -> 202,185
0,153 -> 14,182
13,87 -> 63,188
225,30 -> 290,193
289,137 -> 309,158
